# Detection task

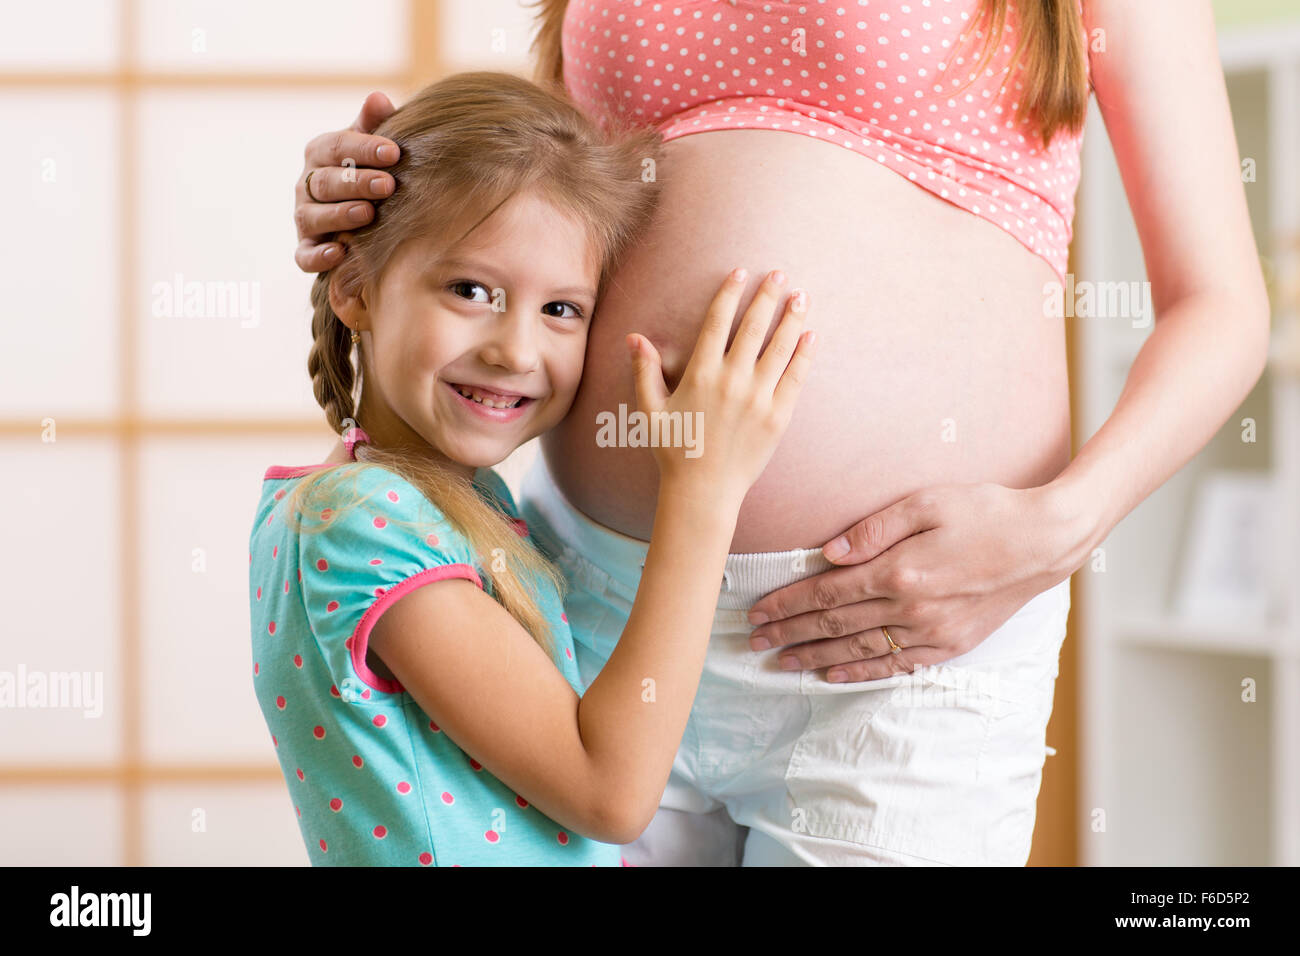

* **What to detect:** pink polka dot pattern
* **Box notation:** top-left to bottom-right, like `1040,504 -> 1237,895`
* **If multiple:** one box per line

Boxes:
561,0 -> 1086,279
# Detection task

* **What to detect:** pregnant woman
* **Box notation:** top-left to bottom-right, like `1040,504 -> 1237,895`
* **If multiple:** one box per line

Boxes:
291,0 -> 1267,865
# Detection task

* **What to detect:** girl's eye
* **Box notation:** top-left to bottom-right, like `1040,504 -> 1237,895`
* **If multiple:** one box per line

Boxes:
448,280 -> 492,303
542,301 -> 583,320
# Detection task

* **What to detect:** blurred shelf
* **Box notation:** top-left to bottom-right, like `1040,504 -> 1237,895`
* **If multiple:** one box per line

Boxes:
1077,25 -> 1300,865
1112,611 -> 1292,658
1219,19 -> 1300,70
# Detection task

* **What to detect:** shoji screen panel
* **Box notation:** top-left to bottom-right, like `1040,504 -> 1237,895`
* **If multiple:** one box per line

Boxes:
0,0 -> 431,867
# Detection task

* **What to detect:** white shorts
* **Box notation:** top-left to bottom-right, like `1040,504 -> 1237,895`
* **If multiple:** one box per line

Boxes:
518,456 -> 1071,866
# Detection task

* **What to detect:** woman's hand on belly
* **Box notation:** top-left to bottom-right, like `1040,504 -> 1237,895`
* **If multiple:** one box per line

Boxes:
744,481 -> 1099,681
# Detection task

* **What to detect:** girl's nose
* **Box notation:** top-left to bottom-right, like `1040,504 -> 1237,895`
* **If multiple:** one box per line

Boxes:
480,313 -> 540,373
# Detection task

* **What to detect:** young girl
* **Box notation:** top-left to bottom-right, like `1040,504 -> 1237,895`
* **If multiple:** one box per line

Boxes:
249,71 -> 815,866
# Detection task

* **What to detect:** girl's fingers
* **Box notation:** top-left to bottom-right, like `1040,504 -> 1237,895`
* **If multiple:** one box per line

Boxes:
685,268 -> 749,373
725,269 -> 788,368
305,127 -> 400,172
770,330 -> 817,416
628,334 -> 670,414
753,289 -> 809,393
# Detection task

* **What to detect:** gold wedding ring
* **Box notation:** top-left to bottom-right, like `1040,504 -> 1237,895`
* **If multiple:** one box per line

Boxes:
882,626 -> 902,655
304,168 -> 320,202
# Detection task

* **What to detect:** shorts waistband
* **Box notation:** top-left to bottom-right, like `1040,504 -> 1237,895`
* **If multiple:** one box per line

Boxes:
518,454 -> 835,610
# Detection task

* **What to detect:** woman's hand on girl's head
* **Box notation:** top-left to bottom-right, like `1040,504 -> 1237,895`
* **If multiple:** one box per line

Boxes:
295,91 -> 401,273
628,268 -> 815,510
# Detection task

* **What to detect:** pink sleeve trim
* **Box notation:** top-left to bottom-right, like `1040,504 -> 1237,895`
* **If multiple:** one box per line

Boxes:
265,463 -> 332,479
265,431 -> 367,479
351,564 -> 484,694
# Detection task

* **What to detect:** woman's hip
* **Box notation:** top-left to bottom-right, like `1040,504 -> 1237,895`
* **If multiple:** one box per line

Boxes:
518,450 -> 1070,697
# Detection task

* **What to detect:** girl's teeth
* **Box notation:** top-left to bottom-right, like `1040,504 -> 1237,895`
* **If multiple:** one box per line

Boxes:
455,385 -> 522,409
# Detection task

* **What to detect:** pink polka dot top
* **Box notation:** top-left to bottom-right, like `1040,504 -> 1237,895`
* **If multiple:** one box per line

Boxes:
561,0 -> 1088,279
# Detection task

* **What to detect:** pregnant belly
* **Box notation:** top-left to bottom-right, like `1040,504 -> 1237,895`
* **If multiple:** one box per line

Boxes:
543,129 -> 1072,552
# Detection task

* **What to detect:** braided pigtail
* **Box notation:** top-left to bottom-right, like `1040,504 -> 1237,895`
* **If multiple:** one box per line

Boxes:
307,271 -> 358,436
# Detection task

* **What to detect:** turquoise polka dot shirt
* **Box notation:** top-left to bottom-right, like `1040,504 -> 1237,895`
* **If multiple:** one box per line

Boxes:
249,446 -> 623,866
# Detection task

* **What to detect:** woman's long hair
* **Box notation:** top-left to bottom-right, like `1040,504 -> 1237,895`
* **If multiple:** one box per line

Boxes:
287,71 -> 663,657
527,0 -> 1089,147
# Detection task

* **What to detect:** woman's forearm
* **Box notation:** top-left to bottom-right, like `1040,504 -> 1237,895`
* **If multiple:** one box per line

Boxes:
1047,288 -> 1271,570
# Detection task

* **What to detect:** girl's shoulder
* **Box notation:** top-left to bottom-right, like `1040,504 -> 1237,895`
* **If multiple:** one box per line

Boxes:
471,467 -> 518,517
314,462 -> 515,519
297,462 -> 453,524
272,463 -> 477,568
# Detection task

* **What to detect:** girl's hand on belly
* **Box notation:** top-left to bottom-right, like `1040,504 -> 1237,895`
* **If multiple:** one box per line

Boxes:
743,481 -> 1098,681
630,268 -> 816,506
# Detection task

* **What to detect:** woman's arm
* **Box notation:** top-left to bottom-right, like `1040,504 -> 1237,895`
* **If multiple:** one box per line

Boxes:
743,0 -> 1270,681
1043,0 -> 1270,538
371,272 -> 815,843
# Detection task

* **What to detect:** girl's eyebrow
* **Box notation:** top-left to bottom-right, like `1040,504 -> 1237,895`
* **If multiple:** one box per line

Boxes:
436,255 -> 498,278
550,284 -> 597,300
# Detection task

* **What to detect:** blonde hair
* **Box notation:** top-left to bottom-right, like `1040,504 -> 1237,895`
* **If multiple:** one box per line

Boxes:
527,0 -> 1089,147
961,0 -> 1090,146
289,70 -> 663,656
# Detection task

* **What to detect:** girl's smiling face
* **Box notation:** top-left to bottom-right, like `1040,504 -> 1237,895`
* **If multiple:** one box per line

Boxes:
332,190 -> 600,477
